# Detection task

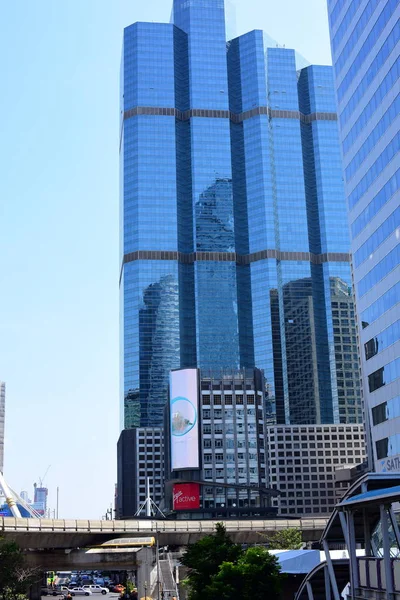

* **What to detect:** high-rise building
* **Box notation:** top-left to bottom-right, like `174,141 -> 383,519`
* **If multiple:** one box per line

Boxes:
327,1 -> 400,472
20,491 -> 31,504
33,483 -> 48,516
0,382 -> 4,474
119,0 -> 361,511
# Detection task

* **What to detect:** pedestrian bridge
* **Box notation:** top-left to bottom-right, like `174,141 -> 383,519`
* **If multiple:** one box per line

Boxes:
0,516 -> 328,548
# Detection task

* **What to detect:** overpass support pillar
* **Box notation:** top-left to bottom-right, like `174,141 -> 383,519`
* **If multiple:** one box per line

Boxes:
137,547 -> 155,600
29,575 -> 43,600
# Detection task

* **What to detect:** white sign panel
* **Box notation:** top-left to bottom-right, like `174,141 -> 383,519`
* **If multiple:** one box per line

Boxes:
376,454 -> 400,473
170,369 -> 199,470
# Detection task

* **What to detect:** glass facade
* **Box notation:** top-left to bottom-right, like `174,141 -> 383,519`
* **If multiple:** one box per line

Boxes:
120,0 -> 361,433
327,0 -> 400,470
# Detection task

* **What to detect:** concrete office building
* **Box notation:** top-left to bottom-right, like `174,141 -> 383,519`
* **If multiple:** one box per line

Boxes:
163,368 -> 277,518
267,424 -> 366,516
327,0 -> 400,471
119,0 -> 361,511
117,427 -> 164,518
0,382 -> 4,474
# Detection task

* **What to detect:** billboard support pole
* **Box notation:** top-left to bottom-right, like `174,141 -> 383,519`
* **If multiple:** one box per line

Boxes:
135,479 -> 166,519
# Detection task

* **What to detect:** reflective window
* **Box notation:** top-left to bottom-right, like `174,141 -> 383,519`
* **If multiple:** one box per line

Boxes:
361,281 -> 400,328
376,434 -> 400,460
345,95 -> 400,182
332,0 -> 380,74
339,41 -> 400,130
343,57 -> 400,157
329,0 -> 347,30
348,131 -> 400,210
368,356 -> 400,392
351,169 -> 400,238
354,206 -> 400,267
365,320 -> 400,360
372,395 -> 400,425
336,1 -> 397,96
358,244 -> 400,297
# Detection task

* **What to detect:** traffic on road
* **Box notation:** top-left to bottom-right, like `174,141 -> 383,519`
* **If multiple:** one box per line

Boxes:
41,572 -> 129,600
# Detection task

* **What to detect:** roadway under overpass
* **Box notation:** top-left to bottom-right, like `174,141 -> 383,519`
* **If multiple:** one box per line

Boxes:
0,516 -> 328,548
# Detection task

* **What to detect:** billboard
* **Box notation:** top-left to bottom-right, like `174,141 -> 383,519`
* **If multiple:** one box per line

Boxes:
173,483 -> 200,510
170,368 -> 199,470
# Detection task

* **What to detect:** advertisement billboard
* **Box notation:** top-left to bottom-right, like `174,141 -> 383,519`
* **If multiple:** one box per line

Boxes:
170,368 -> 199,470
173,483 -> 200,510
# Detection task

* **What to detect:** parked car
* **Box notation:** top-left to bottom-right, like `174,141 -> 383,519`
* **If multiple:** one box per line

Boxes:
68,588 -> 93,597
42,588 -> 67,597
111,585 -> 124,594
82,586 -> 109,595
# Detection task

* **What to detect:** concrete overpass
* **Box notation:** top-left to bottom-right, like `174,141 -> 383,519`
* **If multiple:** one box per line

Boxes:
0,516 -> 328,548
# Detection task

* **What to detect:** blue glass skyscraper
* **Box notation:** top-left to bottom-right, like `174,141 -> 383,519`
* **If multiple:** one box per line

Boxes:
327,0 -> 400,472
120,0 -> 361,437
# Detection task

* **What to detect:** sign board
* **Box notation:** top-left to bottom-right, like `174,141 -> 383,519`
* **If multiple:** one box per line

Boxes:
170,369 -> 199,470
173,483 -> 200,510
377,455 -> 400,473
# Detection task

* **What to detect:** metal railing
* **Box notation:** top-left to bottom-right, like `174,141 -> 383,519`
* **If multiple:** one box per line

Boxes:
0,516 -> 329,533
358,557 -> 400,592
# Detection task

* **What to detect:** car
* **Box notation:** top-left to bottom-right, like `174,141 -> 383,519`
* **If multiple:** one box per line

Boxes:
68,588 -> 93,597
111,585 -> 124,594
82,586 -> 109,595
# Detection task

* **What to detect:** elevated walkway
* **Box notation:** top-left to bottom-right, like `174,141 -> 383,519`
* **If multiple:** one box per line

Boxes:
0,516 -> 328,548
295,559 -> 349,599
294,473 -> 400,600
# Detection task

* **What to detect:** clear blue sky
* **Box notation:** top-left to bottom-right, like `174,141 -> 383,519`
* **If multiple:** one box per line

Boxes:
0,0 -> 332,519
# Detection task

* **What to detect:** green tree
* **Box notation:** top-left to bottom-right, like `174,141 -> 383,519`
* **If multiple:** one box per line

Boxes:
267,527 -> 303,550
180,523 -> 243,600
0,537 -> 39,600
204,547 -> 283,600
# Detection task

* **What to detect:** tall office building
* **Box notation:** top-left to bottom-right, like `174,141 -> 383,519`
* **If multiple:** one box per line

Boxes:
327,1 -> 400,472
119,0 -> 361,511
0,382 -> 4,473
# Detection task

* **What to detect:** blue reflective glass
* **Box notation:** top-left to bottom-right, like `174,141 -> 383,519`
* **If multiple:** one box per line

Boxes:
332,0 -> 380,75
368,356 -> 400,393
359,244 -> 400,297
121,2 -> 359,430
339,39 -> 400,130
376,432 -> 400,458
365,319 -> 400,360
351,169 -> 400,238
329,0 -> 348,29
336,1 -> 397,95
345,95 -> 400,182
361,281 -> 400,328
342,60 -> 400,156
387,396 -> 400,421
332,0 -> 377,58
372,395 -> 400,425
348,131 -> 400,210
354,206 -> 400,267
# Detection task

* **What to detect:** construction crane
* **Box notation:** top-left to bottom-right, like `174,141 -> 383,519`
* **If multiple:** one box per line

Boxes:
38,465 -> 51,488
